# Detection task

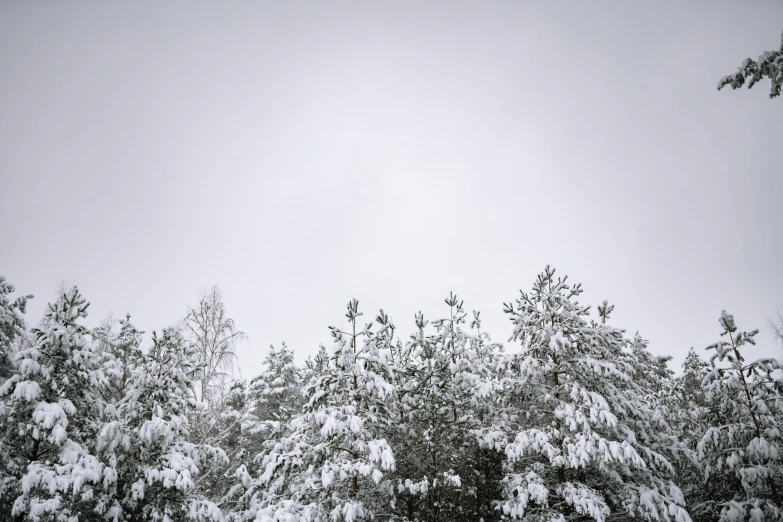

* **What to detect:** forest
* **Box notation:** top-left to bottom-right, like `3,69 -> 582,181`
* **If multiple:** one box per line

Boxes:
1,263 -> 783,522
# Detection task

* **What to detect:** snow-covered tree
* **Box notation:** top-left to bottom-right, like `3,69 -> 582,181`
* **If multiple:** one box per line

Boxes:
227,300 -> 397,522
0,285 -> 107,521
718,28 -> 783,99
92,314 -> 146,406
200,344 -> 305,510
491,266 -> 691,522
94,326 -> 228,521
625,332 -> 674,398
249,343 -> 304,436
664,349 -> 715,522
672,348 -> 711,432
0,275 -> 32,381
697,311 -> 783,521
388,296 -> 504,522
305,345 -> 332,379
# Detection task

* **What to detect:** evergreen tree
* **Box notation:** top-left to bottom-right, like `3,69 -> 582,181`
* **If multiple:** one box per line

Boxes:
249,342 -> 304,438
0,286 -> 107,520
94,326 -> 228,521
211,345 -> 305,511
305,345 -> 332,379
493,267 -> 690,522
697,311 -> 783,521
92,314 -> 146,406
0,276 -> 33,381
227,300 -> 397,522
668,349 -> 714,522
389,296 -> 504,522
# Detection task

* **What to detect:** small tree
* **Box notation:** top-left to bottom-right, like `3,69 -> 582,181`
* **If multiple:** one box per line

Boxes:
668,349 -> 714,522
92,314 -> 145,405
0,276 -> 32,381
249,343 -> 304,433
698,311 -> 783,521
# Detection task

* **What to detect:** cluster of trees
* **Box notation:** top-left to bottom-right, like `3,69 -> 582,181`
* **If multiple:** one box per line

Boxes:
2,266 -> 783,522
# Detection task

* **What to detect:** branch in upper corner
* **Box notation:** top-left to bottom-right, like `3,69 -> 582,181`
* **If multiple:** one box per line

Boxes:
718,28 -> 783,99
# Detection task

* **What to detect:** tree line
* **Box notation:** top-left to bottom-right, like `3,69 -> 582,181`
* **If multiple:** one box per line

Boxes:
2,266 -> 783,522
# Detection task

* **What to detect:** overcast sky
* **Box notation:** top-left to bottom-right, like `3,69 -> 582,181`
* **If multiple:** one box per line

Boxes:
1,1 -> 782,378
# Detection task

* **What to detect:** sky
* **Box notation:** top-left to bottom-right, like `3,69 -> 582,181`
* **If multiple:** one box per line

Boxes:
1,1 -> 782,379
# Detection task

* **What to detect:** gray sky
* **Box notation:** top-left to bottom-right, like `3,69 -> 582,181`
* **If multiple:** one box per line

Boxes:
1,1 -> 782,378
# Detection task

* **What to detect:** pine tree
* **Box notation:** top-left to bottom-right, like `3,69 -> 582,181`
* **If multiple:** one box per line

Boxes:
92,314 -> 146,406
94,326 -> 228,521
493,267 -> 690,522
207,345 -> 304,511
0,286 -> 107,520
249,343 -> 304,437
697,311 -> 783,521
389,296 -> 504,522
0,276 -> 33,381
667,349 -> 714,522
305,345 -> 332,379
227,300 -> 397,522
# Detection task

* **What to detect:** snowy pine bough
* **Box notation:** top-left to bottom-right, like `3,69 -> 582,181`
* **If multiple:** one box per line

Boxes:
718,28 -> 783,99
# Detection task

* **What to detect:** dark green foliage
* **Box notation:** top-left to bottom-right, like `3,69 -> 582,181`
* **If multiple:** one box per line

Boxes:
718,28 -> 783,99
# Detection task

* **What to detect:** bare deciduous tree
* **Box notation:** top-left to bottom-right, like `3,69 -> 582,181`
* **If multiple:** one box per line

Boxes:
770,309 -> 783,349
186,286 -> 246,403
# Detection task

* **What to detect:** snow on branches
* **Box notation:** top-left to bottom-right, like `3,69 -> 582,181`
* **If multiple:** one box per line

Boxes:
1,269 -> 781,522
